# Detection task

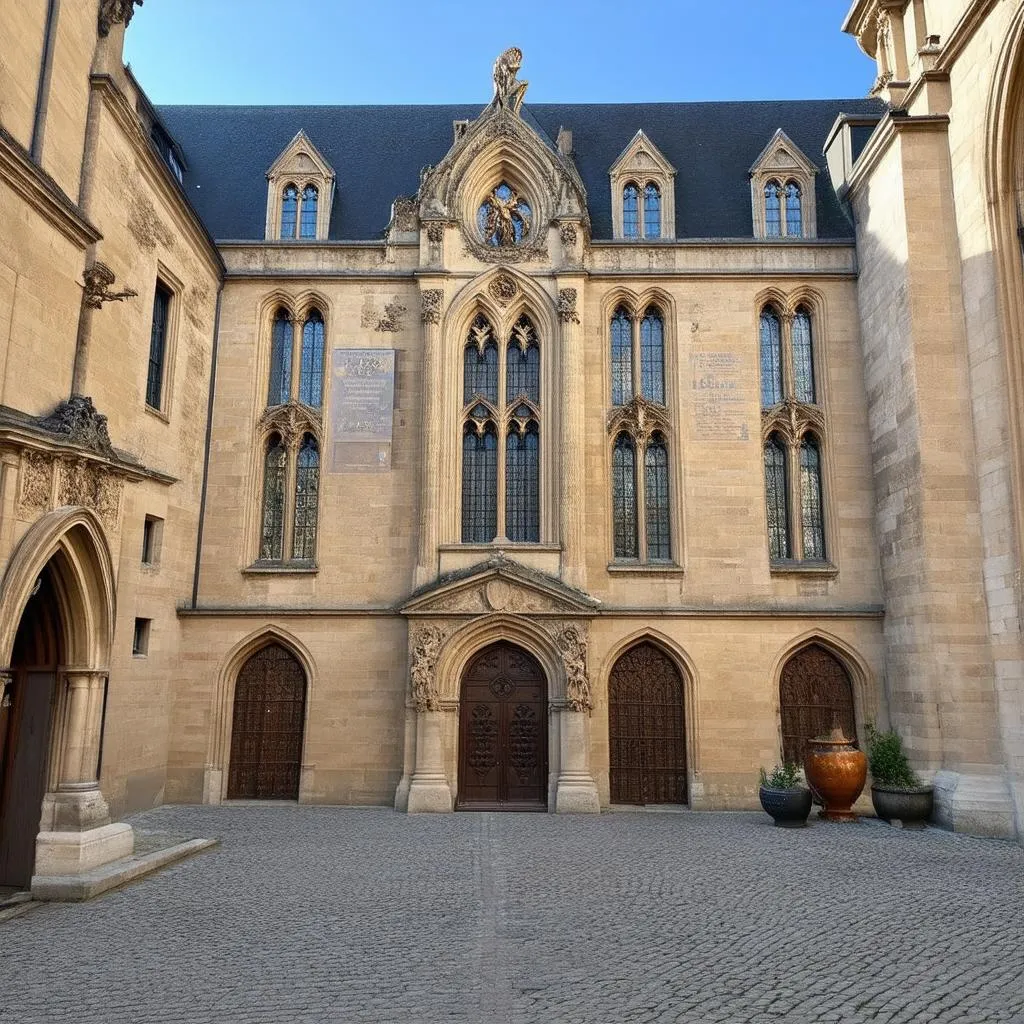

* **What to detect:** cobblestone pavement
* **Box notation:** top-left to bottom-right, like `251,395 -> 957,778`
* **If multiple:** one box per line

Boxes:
2,805 -> 1023,1024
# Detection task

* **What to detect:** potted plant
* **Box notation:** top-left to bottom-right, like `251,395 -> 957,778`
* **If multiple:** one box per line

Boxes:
758,762 -> 813,828
866,724 -> 934,827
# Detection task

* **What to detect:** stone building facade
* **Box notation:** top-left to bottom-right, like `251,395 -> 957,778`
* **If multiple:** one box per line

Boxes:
0,0 -> 1022,889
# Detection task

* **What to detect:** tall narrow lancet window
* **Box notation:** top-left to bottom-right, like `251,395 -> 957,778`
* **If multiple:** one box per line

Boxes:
299,185 -> 318,239
792,308 -> 815,404
764,182 -> 782,238
292,435 -> 320,560
623,184 -> 640,239
280,185 -> 298,239
759,308 -> 783,407
785,182 -> 802,237
462,423 -> 498,543
464,315 -> 499,404
800,436 -> 825,560
643,184 -> 661,239
268,309 -> 293,406
260,434 -> 288,561
298,310 -> 324,406
640,308 -> 665,404
612,433 -> 639,559
506,419 -> 540,542
764,435 -> 790,561
611,307 -> 633,406
644,433 -> 671,561
506,317 -> 540,404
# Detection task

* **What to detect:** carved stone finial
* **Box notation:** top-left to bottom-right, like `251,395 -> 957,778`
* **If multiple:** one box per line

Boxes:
410,625 -> 447,712
421,289 -> 443,325
558,288 -> 580,324
488,273 -> 518,306
555,625 -> 592,712
82,261 -> 137,309
492,47 -> 528,116
38,396 -> 115,459
98,0 -> 143,37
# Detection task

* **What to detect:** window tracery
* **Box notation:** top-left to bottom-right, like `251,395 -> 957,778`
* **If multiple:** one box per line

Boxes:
265,131 -> 335,242
609,131 -> 676,240
478,182 -> 532,247
749,130 -> 817,240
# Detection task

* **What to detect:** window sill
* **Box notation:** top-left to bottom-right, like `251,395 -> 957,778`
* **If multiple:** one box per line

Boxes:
144,403 -> 170,424
243,561 -> 319,576
439,543 -> 561,553
769,560 -> 838,578
607,561 -> 685,577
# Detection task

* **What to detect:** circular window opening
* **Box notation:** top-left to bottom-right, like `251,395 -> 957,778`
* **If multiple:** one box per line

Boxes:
478,182 -> 532,247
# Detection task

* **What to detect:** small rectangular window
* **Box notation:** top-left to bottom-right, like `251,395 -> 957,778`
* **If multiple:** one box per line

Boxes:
141,515 -> 164,565
147,282 -> 172,410
132,618 -> 151,657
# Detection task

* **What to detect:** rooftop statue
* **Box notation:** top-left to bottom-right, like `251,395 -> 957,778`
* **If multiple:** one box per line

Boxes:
493,47 -> 528,115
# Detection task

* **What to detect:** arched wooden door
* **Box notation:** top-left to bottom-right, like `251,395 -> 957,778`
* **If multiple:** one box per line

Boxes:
779,643 -> 856,764
609,642 -> 687,805
227,644 -> 306,800
457,642 -> 547,810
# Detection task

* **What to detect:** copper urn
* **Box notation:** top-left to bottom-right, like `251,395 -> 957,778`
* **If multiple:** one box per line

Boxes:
804,727 -> 867,821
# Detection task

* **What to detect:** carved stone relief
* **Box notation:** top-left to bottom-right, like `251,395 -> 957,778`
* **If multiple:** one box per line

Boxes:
421,289 -> 443,325
259,402 -> 323,449
39,396 -> 116,459
488,273 -> 519,306
410,624 -> 451,712
559,223 -> 578,248
82,262 -> 137,310
607,395 -> 671,444
551,624 -> 592,713
98,0 -> 142,36
760,396 -> 826,444
51,457 -> 124,526
391,196 -> 419,232
557,288 -> 580,324
19,453 -> 53,514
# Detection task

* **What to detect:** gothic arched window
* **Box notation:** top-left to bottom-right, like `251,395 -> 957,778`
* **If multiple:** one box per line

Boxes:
792,308 -> 815,404
785,181 -> 802,237
462,422 -> 498,543
506,319 -> 539,404
292,434 -> 320,560
644,433 -> 671,561
623,184 -> 640,239
764,181 -> 782,238
506,418 -> 539,542
300,185 -> 319,239
643,183 -> 661,239
800,435 -> 825,560
612,433 -> 638,559
298,310 -> 324,407
611,307 -> 633,406
280,184 -> 298,239
260,434 -> 288,561
760,307 -> 783,407
764,434 -> 790,561
640,308 -> 665,404
268,309 -> 292,406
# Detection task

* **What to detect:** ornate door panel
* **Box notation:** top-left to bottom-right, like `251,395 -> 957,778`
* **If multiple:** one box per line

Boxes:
458,642 -> 547,809
609,643 -> 687,805
227,644 -> 306,800
780,644 -> 856,765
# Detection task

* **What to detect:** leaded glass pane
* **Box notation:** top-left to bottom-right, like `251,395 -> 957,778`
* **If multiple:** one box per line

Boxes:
623,184 -> 640,239
612,433 -> 638,559
268,310 -> 292,406
280,185 -> 298,238
260,435 -> 287,561
147,283 -> 171,410
298,311 -> 324,406
800,437 -> 826,560
292,435 -> 320,560
760,308 -> 783,407
764,181 -> 781,238
645,434 -> 671,561
792,309 -> 815,404
464,316 -> 498,405
640,308 -> 665,404
462,424 -> 497,543
764,436 -> 790,560
507,317 -> 540,403
506,422 -> 540,543
785,182 -> 802,237
643,183 -> 661,239
611,308 -> 633,406
300,185 -> 318,239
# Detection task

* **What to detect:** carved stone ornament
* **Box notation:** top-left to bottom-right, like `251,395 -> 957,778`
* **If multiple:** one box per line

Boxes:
39,396 -> 116,459
82,261 -> 137,310
558,288 -> 580,324
98,0 -> 142,37
607,395 -> 670,444
488,273 -> 518,307
559,223 -> 578,248
553,624 -> 592,712
426,223 -> 445,244
376,300 -> 406,333
410,625 -> 448,712
761,396 -> 825,444
260,402 -> 322,449
421,289 -> 444,325
19,452 -> 53,514
35,455 -> 124,526
492,47 -> 528,116
391,196 -> 419,233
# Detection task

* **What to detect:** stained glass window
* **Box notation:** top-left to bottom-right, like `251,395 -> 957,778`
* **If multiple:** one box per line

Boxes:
611,307 -> 633,406
462,424 -> 498,543
260,434 -> 287,561
292,435 -> 320,560
643,183 -> 661,239
147,282 -> 171,410
298,310 -> 324,407
268,309 -> 292,406
640,308 -> 665,405
507,317 -> 540,403
280,185 -> 298,239
506,422 -> 540,542
792,309 -> 815,404
623,184 -> 640,239
612,433 -> 638,559
645,434 -> 671,561
764,435 -> 790,560
760,308 -> 783,407
800,436 -> 825,560
464,315 -> 498,405
300,185 -> 318,239
764,181 -> 781,238
785,182 -> 802,237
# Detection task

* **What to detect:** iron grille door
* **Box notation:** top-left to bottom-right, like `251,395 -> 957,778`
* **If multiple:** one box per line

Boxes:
780,644 -> 856,765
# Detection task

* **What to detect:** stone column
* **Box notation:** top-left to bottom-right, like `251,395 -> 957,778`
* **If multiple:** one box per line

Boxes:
554,708 -> 600,814
406,710 -> 453,813
414,287 -> 444,588
556,279 -> 586,591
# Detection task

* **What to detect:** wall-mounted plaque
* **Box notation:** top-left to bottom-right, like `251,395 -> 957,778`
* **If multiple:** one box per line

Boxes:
329,349 -> 395,472
689,349 -> 748,441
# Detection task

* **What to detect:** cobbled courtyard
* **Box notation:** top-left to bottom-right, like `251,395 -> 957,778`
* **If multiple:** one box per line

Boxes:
2,805 -> 1023,1024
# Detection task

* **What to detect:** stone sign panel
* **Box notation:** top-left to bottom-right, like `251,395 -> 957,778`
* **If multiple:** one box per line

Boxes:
330,349 -> 395,472
689,349 -> 748,441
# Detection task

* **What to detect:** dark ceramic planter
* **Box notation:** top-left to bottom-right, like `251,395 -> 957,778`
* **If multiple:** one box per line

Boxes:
870,784 -> 934,827
759,785 -> 813,828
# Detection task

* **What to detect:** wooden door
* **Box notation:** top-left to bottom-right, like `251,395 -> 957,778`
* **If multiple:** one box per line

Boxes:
609,643 -> 687,805
227,644 -> 306,800
458,642 -> 547,809
780,644 -> 856,765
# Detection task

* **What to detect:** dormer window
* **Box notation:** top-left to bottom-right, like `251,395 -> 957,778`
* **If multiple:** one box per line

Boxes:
643,184 -> 661,239
265,131 -> 336,241
785,182 -> 802,236
300,186 -> 318,239
623,184 -> 639,238
280,185 -> 299,238
609,131 -> 676,241
750,130 -> 817,241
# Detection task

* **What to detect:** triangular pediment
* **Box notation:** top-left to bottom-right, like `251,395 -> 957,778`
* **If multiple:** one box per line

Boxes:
609,130 -> 676,179
749,129 -> 818,177
266,130 -> 335,182
401,555 -> 599,616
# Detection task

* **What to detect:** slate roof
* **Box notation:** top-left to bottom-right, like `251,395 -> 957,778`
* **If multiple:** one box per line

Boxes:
156,99 -> 884,243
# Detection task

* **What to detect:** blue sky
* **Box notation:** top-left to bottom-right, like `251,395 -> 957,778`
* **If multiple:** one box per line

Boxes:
124,1 -> 873,105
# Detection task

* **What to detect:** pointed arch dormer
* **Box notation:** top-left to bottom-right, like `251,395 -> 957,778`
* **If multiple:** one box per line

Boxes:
265,130 -> 336,241
609,130 -> 676,241
749,130 -> 818,240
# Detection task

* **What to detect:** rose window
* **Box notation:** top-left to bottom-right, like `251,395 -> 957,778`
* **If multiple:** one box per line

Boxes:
478,182 -> 532,247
